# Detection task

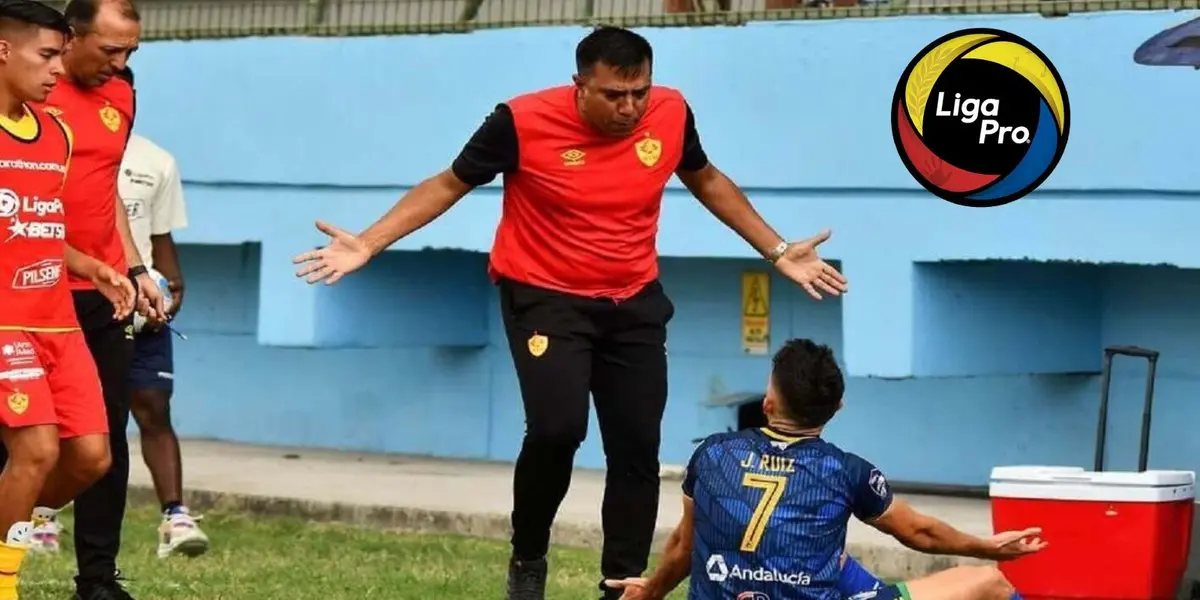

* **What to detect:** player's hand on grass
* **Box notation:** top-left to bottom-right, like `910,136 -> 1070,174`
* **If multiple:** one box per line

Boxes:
772,229 -> 848,300
92,265 -> 136,321
293,220 -> 372,285
604,577 -> 650,600
982,527 -> 1048,561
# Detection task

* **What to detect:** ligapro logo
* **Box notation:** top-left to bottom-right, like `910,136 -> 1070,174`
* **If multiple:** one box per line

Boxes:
890,29 -> 1069,208
704,555 -> 812,586
0,189 -> 18,218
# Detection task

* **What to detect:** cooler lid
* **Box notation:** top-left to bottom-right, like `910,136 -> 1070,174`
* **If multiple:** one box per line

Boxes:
991,466 -> 1086,480
990,465 -> 1197,500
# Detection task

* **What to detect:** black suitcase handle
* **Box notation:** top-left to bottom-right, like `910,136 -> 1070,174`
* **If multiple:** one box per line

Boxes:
1094,345 -> 1160,472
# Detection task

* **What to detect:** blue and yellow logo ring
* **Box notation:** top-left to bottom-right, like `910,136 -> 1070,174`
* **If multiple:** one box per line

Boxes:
891,28 -> 1070,207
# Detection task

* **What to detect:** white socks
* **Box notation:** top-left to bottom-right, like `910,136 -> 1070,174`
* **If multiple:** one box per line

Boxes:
4,523 -> 30,546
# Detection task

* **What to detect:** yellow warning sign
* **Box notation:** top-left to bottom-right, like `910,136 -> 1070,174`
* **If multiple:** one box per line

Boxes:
741,272 -> 770,355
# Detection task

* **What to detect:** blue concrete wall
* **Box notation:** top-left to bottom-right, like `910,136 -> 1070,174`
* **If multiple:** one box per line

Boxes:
135,11 -> 1200,485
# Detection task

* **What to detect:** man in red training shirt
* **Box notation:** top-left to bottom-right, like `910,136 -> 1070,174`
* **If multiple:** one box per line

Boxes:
294,26 -> 847,600
0,1 -> 135,598
9,1 -> 162,598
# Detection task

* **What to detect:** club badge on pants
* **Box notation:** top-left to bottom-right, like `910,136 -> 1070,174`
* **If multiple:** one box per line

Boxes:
528,333 -> 548,358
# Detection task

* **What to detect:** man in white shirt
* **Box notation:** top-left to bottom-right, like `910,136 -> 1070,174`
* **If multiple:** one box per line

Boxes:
119,131 -> 210,559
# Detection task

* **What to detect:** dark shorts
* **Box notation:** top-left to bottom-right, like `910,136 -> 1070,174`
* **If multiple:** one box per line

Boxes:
129,324 -> 173,392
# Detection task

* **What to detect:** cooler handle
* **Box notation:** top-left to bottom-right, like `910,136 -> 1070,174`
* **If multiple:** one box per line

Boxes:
1094,345 -> 1160,473
1045,474 -> 1096,483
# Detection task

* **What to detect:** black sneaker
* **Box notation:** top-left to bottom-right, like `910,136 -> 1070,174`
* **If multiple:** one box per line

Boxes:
73,570 -> 136,600
506,556 -> 548,600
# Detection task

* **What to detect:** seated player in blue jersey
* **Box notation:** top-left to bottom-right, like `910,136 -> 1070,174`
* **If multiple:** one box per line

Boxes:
604,338 -> 1046,600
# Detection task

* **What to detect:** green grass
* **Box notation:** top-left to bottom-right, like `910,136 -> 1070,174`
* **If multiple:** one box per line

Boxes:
20,505 -> 687,600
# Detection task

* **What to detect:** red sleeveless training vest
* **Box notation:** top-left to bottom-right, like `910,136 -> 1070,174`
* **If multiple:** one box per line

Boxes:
488,85 -> 688,300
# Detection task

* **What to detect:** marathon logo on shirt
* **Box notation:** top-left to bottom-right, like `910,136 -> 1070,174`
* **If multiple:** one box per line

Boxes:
0,189 -> 65,243
705,555 -> 812,586
12,258 -> 62,290
0,158 -> 66,174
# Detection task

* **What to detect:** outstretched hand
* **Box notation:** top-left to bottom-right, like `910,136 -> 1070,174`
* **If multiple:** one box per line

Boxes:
603,577 -> 650,600
293,221 -> 373,285
982,527 -> 1048,561
772,229 -> 847,300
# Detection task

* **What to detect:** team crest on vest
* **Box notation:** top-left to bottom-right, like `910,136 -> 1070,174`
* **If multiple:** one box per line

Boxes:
527,333 -> 548,358
635,134 -> 662,167
99,104 -> 121,133
6,391 -> 29,415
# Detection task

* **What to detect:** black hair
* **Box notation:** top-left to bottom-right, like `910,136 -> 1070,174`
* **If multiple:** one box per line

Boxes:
115,65 -> 132,84
575,25 -> 653,78
0,0 -> 71,36
770,338 -> 845,428
63,0 -> 139,35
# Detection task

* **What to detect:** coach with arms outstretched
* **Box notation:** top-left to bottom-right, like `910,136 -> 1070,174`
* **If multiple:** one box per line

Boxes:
294,25 -> 847,600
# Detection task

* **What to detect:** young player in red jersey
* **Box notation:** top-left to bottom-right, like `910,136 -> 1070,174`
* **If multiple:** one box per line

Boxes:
19,3 -> 163,598
0,1 -> 134,597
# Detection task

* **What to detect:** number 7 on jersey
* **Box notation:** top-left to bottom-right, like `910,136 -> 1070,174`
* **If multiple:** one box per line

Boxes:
740,473 -> 787,552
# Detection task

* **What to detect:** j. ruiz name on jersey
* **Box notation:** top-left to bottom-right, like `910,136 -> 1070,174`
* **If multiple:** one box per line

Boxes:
0,188 -> 65,243
739,452 -> 796,474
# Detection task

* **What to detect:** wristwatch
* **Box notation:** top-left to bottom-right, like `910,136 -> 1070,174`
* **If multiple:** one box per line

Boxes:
765,241 -> 789,264
128,265 -> 148,279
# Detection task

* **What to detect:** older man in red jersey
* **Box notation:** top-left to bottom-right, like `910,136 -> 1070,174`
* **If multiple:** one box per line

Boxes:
295,26 -> 847,600
7,1 -> 163,598
0,1 -> 135,598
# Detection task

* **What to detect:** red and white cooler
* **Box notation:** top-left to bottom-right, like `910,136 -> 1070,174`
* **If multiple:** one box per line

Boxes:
990,465 -> 1196,600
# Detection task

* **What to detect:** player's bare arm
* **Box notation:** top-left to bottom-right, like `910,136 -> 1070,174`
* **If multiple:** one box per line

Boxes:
641,495 -> 695,599
866,497 -> 1047,561
64,244 -> 135,320
605,496 -> 695,600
